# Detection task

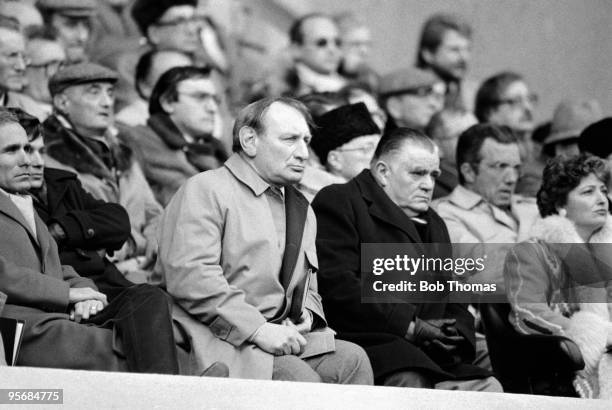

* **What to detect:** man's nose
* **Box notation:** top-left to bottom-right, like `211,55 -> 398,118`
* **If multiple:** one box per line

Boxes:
76,23 -> 89,43
294,139 -> 310,160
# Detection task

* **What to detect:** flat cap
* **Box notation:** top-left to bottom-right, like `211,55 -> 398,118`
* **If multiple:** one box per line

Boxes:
36,0 -> 97,17
310,102 -> 380,165
544,99 -> 603,146
578,117 -> 612,159
131,0 -> 197,34
48,63 -> 118,96
379,67 -> 441,97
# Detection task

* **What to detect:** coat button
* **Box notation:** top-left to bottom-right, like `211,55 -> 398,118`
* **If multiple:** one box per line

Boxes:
87,228 -> 95,238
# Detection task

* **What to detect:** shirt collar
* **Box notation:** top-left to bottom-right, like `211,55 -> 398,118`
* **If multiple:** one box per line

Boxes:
224,152 -> 275,197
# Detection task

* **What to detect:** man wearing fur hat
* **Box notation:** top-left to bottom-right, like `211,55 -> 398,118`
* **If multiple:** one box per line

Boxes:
42,62 -> 162,282
299,102 -> 380,201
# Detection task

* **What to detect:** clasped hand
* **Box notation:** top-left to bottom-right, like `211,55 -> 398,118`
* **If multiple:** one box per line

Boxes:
68,287 -> 108,323
253,311 -> 312,356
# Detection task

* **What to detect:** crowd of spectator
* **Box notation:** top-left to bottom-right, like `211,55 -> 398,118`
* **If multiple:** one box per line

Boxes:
1,0 -> 611,400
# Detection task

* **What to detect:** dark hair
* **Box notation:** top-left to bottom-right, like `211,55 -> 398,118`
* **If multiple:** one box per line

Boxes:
232,97 -> 313,153
416,13 -> 472,68
148,65 -> 212,115
6,107 -> 41,141
372,127 -> 436,163
25,24 -> 58,41
537,154 -> 608,217
456,123 -> 518,184
474,71 -> 523,123
0,14 -> 20,32
0,107 -> 20,128
298,91 -> 347,117
289,13 -> 332,45
134,49 -> 192,99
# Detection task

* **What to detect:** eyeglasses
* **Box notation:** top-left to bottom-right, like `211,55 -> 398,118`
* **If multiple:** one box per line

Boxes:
0,51 -> 31,67
177,91 -> 221,105
495,93 -> 538,108
28,60 -> 65,76
155,15 -> 203,28
336,141 -> 377,155
313,37 -> 342,49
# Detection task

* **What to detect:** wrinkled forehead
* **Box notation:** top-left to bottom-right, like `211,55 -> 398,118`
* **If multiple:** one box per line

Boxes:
260,102 -> 310,136
63,80 -> 115,96
0,122 -> 29,148
479,138 -> 521,163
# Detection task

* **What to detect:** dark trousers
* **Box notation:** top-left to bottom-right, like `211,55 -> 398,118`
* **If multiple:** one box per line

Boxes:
85,284 -> 179,374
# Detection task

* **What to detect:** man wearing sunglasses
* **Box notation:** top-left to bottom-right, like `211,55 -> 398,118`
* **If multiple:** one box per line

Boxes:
283,13 -> 346,97
22,28 -> 66,121
380,67 -> 446,135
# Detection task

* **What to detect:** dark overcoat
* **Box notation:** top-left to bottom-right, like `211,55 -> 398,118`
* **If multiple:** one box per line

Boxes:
312,170 -> 490,382
0,193 -> 127,371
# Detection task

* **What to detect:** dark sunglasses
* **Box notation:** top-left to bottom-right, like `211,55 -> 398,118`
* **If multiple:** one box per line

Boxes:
314,38 -> 342,48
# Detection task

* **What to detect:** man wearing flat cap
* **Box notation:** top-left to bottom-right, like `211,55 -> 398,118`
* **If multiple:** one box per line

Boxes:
42,62 -> 163,282
36,0 -> 97,64
380,67 -> 445,135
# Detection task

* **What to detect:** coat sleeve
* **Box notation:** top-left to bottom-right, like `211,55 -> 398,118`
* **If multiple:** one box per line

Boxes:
50,178 -> 130,252
312,185 -> 416,338
504,242 -> 571,335
158,176 -> 267,347
0,254 -> 70,312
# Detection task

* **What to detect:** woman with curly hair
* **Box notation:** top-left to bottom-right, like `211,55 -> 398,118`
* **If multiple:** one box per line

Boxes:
504,153 -> 612,398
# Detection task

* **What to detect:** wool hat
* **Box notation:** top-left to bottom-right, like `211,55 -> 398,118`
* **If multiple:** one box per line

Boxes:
379,67 -> 441,98
310,102 -> 380,165
48,63 -> 118,96
131,0 -> 198,35
578,117 -> 612,159
36,0 -> 97,17
544,99 -> 603,146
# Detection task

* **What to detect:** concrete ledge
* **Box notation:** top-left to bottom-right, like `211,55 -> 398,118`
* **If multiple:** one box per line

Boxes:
0,367 -> 607,409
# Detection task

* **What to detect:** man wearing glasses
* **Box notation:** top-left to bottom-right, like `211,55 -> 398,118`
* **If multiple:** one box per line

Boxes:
300,102 -> 380,201
36,0 -> 96,64
22,28 -> 66,121
433,123 -> 539,291
0,16 -> 48,120
281,13 -> 346,97
475,71 -> 541,196
379,67 -> 445,135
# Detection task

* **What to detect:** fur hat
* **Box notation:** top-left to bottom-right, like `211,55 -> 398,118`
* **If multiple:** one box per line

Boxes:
579,117 -> 612,159
310,102 -> 380,165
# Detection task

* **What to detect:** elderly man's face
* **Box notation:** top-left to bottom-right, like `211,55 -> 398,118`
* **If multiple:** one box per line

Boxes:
423,29 -> 471,81
57,82 -> 115,135
27,136 -> 45,189
167,77 -> 217,138
388,82 -> 445,129
379,143 -> 440,216
470,138 -> 521,208
328,134 -> 380,180
0,28 -> 28,92
50,14 -> 91,63
26,39 -> 66,103
0,122 -> 31,193
148,5 -> 201,54
295,16 -> 342,75
487,80 -> 536,133
251,102 -> 311,186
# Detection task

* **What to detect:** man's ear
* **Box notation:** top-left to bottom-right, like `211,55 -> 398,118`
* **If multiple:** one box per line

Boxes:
372,159 -> 390,187
326,150 -> 341,173
420,48 -> 435,67
52,92 -> 69,115
239,126 -> 258,157
159,94 -> 175,114
459,162 -> 477,184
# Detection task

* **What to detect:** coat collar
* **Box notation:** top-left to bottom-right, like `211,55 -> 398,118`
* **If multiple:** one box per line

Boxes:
447,185 -> 519,231
0,190 -> 49,254
529,214 -> 612,244
224,153 -> 272,197
354,169 -> 424,243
